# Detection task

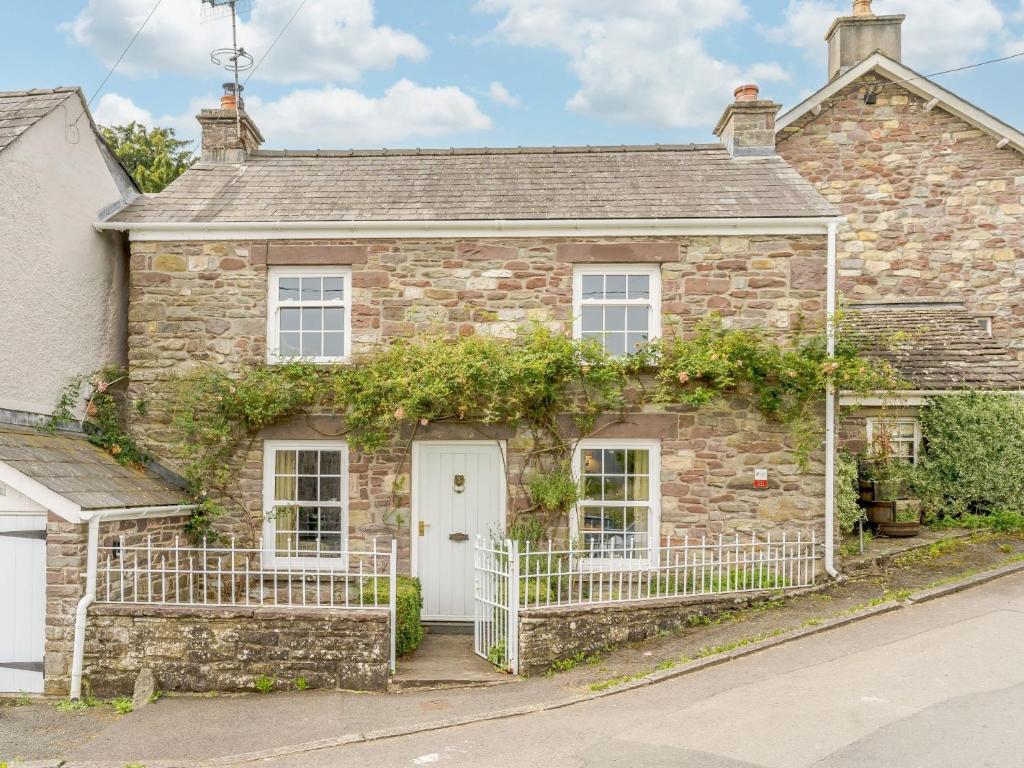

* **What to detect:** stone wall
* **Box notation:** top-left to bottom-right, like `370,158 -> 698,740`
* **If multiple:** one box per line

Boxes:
83,604 -> 390,695
44,514 -> 193,696
778,73 -> 1024,359
125,235 -> 829,570
518,590 -> 798,676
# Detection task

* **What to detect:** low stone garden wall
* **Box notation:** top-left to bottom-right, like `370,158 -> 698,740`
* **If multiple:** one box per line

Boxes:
83,604 -> 390,695
518,590 -> 800,676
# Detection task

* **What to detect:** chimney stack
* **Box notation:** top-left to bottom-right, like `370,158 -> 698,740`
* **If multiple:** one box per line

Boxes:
196,83 -> 264,163
826,0 -> 905,80
713,84 -> 781,158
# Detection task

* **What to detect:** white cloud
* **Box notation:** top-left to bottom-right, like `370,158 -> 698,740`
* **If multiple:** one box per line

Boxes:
62,0 -> 427,84
98,81 -> 492,148
764,0 -> 1006,71
93,92 -> 154,126
475,0 -> 790,128
488,81 -> 521,107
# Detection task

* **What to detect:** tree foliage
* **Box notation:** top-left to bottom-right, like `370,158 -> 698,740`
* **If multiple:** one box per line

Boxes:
914,392 -> 1024,519
101,122 -> 195,193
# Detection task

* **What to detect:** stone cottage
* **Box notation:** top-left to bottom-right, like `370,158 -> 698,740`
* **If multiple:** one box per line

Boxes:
97,87 -> 837,628
776,0 -> 1024,449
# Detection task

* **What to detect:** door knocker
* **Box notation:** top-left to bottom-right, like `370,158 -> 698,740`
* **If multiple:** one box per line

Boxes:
454,474 -> 466,493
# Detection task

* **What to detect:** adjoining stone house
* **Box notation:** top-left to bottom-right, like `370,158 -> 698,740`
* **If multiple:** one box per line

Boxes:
842,302 -> 1024,463
97,89 -> 837,627
0,88 -> 193,698
776,1 -> 1024,452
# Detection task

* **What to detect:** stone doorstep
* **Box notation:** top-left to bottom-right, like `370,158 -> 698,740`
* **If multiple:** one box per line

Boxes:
390,633 -> 511,692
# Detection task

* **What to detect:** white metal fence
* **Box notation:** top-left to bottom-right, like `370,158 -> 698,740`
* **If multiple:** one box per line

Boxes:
473,538 -> 519,674
96,535 -> 398,671
474,533 -> 819,670
516,533 -> 819,609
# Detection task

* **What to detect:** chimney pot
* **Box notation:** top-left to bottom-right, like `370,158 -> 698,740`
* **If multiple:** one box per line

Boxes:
826,5 -> 904,80
196,84 -> 264,164
714,86 -> 781,158
734,84 -> 760,102
853,0 -> 873,17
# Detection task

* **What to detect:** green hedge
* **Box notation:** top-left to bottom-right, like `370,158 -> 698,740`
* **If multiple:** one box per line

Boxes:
914,392 -> 1024,520
394,576 -> 425,656
364,575 -> 424,657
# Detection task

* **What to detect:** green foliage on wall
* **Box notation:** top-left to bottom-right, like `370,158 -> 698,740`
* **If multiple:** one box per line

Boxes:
50,365 -> 150,468
163,320 -> 896,540
914,392 -> 1024,519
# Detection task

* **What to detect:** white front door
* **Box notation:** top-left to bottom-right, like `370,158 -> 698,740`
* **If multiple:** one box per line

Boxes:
0,513 -> 46,694
414,442 -> 505,621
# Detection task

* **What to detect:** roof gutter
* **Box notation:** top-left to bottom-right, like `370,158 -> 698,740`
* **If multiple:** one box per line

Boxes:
840,389 -> 1024,407
70,503 -> 195,701
94,216 -> 840,242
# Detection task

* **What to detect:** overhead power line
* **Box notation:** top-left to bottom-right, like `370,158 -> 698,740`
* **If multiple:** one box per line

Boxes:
78,0 -> 164,124
778,50 -> 1024,144
243,0 -> 309,85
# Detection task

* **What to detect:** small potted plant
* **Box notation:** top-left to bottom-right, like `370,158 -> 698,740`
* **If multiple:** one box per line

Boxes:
877,504 -> 922,538
858,420 -> 912,525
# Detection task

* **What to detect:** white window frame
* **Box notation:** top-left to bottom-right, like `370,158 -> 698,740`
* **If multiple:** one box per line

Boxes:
266,265 -> 352,365
572,264 -> 662,356
865,417 -> 921,465
262,439 -> 349,570
571,438 -> 661,570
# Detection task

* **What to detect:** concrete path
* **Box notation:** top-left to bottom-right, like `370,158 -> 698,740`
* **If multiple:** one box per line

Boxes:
251,570 -> 1024,767
392,633 -> 509,690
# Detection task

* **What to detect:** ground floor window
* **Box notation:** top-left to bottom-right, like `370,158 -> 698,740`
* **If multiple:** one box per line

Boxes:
574,439 -> 660,562
866,417 -> 920,464
262,440 -> 348,567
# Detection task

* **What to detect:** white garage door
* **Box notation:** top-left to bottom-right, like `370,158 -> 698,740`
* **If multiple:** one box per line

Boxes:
0,514 -> 46,694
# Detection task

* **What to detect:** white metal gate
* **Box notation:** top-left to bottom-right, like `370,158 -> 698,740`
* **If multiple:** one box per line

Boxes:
473,538 -> 518,674
0,514 -> 46,693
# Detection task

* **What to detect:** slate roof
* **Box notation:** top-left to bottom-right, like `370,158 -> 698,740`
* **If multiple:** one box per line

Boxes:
0,87 -> 79,154
107,144 -> 836,224
847,303 -> 1024,391
0,425 -> 189,510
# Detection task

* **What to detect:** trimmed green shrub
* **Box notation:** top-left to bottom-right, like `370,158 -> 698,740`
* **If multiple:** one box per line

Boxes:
914,393 -> 1024,521
364,576 -> 424,657
836,449 -> 862,534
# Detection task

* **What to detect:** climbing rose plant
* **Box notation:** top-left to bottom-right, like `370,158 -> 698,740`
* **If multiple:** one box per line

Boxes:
163,320 -> 898,540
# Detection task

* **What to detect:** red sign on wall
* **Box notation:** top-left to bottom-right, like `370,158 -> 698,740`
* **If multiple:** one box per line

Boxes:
753,468 -> 768,489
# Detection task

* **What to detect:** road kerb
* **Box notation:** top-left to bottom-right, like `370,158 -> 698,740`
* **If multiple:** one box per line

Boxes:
906,559 -> 1024,604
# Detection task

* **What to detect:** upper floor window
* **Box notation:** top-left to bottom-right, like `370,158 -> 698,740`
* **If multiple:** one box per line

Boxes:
267,267 -> 351,364
572,265 -> 661,356
866,417 -> 920,465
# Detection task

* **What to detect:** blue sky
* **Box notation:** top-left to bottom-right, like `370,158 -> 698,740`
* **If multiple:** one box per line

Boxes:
4,0 -> 1024,150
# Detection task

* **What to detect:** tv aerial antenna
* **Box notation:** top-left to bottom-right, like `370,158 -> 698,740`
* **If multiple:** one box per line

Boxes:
202,0 -> 254,141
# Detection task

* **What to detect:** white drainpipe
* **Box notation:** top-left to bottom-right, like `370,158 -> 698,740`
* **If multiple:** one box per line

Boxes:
70,514 -> 100,701
69,504 -> 194,700
824,221 -> 841,579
